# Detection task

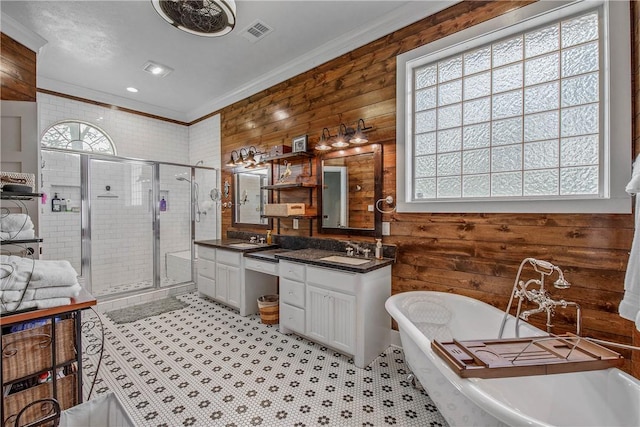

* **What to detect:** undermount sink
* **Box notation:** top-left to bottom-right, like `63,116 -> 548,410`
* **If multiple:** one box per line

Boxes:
228,243 -> 260,249
319,255 -> 371,266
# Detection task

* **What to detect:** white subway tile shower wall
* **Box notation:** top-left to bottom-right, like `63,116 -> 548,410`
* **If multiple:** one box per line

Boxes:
37,93 -> 189,163
40,151 -> 82,274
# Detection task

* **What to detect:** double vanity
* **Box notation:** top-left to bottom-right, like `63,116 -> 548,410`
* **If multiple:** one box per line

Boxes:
194,239 -> 394,368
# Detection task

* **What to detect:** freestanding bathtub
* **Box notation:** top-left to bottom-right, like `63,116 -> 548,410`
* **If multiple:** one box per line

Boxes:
386,291 -> 640,427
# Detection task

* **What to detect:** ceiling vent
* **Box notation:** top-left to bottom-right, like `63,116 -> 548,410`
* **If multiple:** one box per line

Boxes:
151,0 -> 236,37
240,20 -> 273,43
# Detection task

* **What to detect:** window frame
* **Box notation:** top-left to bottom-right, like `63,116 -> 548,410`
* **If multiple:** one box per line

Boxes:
40,120 -> 117,155
396,0 -> 631,213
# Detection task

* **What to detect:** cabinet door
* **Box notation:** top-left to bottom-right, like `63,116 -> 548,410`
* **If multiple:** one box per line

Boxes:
329,291 -> 356,354
215,263 -> 228,302
197,259 -> 216,298
306,285 -> 330,343
226,264 -> 240,308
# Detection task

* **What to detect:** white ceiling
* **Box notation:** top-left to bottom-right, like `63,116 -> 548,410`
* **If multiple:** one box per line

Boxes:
1,1 -> 456,123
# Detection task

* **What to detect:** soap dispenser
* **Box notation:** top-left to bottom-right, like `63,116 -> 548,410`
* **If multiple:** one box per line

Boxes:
375,239 -> 383,259
266,230 -> 272,245
160,196 -> 167,212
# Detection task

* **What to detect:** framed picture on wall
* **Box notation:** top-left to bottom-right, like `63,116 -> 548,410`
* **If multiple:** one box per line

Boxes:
292,135 -> 308,153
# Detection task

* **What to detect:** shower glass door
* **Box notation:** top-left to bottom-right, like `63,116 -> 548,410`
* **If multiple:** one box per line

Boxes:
159,164 -> 192,286
89,158 -> 154,297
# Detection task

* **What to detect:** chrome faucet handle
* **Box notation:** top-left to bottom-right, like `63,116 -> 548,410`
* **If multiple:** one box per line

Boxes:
346,247 -> 354,256
259,237 -> 265,244
250,236 -> 257,243
362,248 -> 371,258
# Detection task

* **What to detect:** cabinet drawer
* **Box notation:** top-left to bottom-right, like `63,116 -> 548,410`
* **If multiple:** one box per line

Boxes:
245,258 -> 278,275
307,265 -> 357,292
280,278 -> 305,307
198,258 -> 216,280
216,249 -> 241,265
197,274 -> 215,298
280,303 -> 305,335
197,245 -> 216,261
280,261 -> 305,282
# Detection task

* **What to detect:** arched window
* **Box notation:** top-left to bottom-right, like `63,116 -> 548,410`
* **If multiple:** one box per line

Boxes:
40,121 -> 116,155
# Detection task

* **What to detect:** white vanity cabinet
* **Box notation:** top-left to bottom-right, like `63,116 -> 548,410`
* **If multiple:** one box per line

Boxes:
196,245 -> 217,298
196,245 -> 277,316
279,260 -> 391,368
215,249 -> 241,308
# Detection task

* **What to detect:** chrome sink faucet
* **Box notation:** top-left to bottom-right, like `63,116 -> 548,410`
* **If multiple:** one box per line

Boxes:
343,240 -> 364,256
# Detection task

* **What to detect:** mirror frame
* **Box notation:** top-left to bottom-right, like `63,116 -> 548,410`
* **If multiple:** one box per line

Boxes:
318,144 -> 382,237
231,165 -> 272,229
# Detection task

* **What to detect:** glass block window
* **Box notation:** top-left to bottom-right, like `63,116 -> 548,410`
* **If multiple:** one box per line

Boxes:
41,121 -> 116,155
411,11 -> 601,201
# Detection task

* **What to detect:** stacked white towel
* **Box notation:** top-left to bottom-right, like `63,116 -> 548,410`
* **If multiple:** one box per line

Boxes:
0,213 -> 35,240
0,255 -> 81,313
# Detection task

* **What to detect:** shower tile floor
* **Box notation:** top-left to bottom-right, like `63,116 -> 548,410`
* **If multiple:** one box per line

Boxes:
82,292 -> 448,426
92,277 -> 179,298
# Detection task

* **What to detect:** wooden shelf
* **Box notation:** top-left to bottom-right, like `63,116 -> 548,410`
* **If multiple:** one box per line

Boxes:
262,183 -> 318,190
263,152 -> 314,163
262,214 -> 318,220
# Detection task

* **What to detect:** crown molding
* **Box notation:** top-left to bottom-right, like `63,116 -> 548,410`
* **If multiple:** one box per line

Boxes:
1,14 -> 47,53
186,1 -> 457,122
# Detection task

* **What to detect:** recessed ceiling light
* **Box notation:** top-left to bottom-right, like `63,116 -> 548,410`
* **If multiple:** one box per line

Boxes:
126,87 -> 138,93
143,60 -> 174,77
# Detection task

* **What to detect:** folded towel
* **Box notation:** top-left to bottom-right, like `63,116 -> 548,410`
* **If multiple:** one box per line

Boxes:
0,230 -> 35,240
1,297 -> 71,313
0,213 -> 34,232
1,256 -> 32,291
34,283 -> 82,300
31,259 -> 79,287
0,289 -> 35,302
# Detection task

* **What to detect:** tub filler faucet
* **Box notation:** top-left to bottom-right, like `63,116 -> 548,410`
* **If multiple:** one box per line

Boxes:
498,258 -> 581,339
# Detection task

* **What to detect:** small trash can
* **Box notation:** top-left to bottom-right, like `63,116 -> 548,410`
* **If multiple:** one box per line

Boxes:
257,294 -> 279,324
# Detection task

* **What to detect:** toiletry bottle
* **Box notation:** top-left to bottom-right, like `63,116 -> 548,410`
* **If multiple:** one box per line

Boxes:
375,238 -> 383,259
52,193 -> 61,212
160,197 -> 167,212
266,230 -> 272,245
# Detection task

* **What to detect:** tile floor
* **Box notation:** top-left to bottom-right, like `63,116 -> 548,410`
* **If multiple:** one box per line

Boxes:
82,292 -> 448,426
92,277 -> 179,298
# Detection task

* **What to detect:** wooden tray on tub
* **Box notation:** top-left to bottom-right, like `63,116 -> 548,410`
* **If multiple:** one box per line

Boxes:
432,333 -> 623,379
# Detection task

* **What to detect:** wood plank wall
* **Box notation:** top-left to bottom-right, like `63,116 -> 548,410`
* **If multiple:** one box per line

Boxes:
221,0 -> 640,377
0,33 -> 36,101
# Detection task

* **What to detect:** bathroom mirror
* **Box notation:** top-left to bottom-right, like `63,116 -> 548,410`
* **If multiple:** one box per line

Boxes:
319,144 -> 382,237
232,167 -> 271,228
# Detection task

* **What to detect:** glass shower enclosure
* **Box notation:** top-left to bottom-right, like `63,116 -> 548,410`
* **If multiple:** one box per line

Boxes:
40,149 -> 218,298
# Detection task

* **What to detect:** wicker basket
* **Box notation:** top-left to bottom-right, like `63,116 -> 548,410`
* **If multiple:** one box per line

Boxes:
0,172 -> 35,191
3,373 -> 76,426
2,319 -> 76,383
257,295 -> 279,324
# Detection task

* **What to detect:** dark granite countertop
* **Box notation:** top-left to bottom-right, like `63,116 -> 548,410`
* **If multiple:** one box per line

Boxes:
244,249 -> 290,263
194,239 -> 278,253
274,248 -> 393,273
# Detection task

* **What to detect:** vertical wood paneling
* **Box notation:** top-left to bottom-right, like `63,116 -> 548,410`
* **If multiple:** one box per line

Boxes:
0,33 -> 36,101
219,0 -> 639,376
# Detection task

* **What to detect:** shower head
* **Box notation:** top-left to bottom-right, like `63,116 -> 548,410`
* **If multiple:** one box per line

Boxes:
176,177 -> 191,183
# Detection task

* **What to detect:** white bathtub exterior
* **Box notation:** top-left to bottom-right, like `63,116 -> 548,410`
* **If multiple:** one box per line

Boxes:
166,250 -> 193,283
385,291 -> 640,427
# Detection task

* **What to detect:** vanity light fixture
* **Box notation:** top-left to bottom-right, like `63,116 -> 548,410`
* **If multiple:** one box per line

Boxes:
315,128 -> 333,151
126,87 -> 139,93
226,150 -> 239,167
235,148 -> 248,165
331,124 -> 350,148
349,119 -> 372,144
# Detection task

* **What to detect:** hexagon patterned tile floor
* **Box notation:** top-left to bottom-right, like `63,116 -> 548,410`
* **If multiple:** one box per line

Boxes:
82,292 -> 448,427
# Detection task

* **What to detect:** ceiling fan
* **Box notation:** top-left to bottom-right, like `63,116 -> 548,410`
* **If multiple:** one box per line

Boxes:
151,0 -> 237,37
